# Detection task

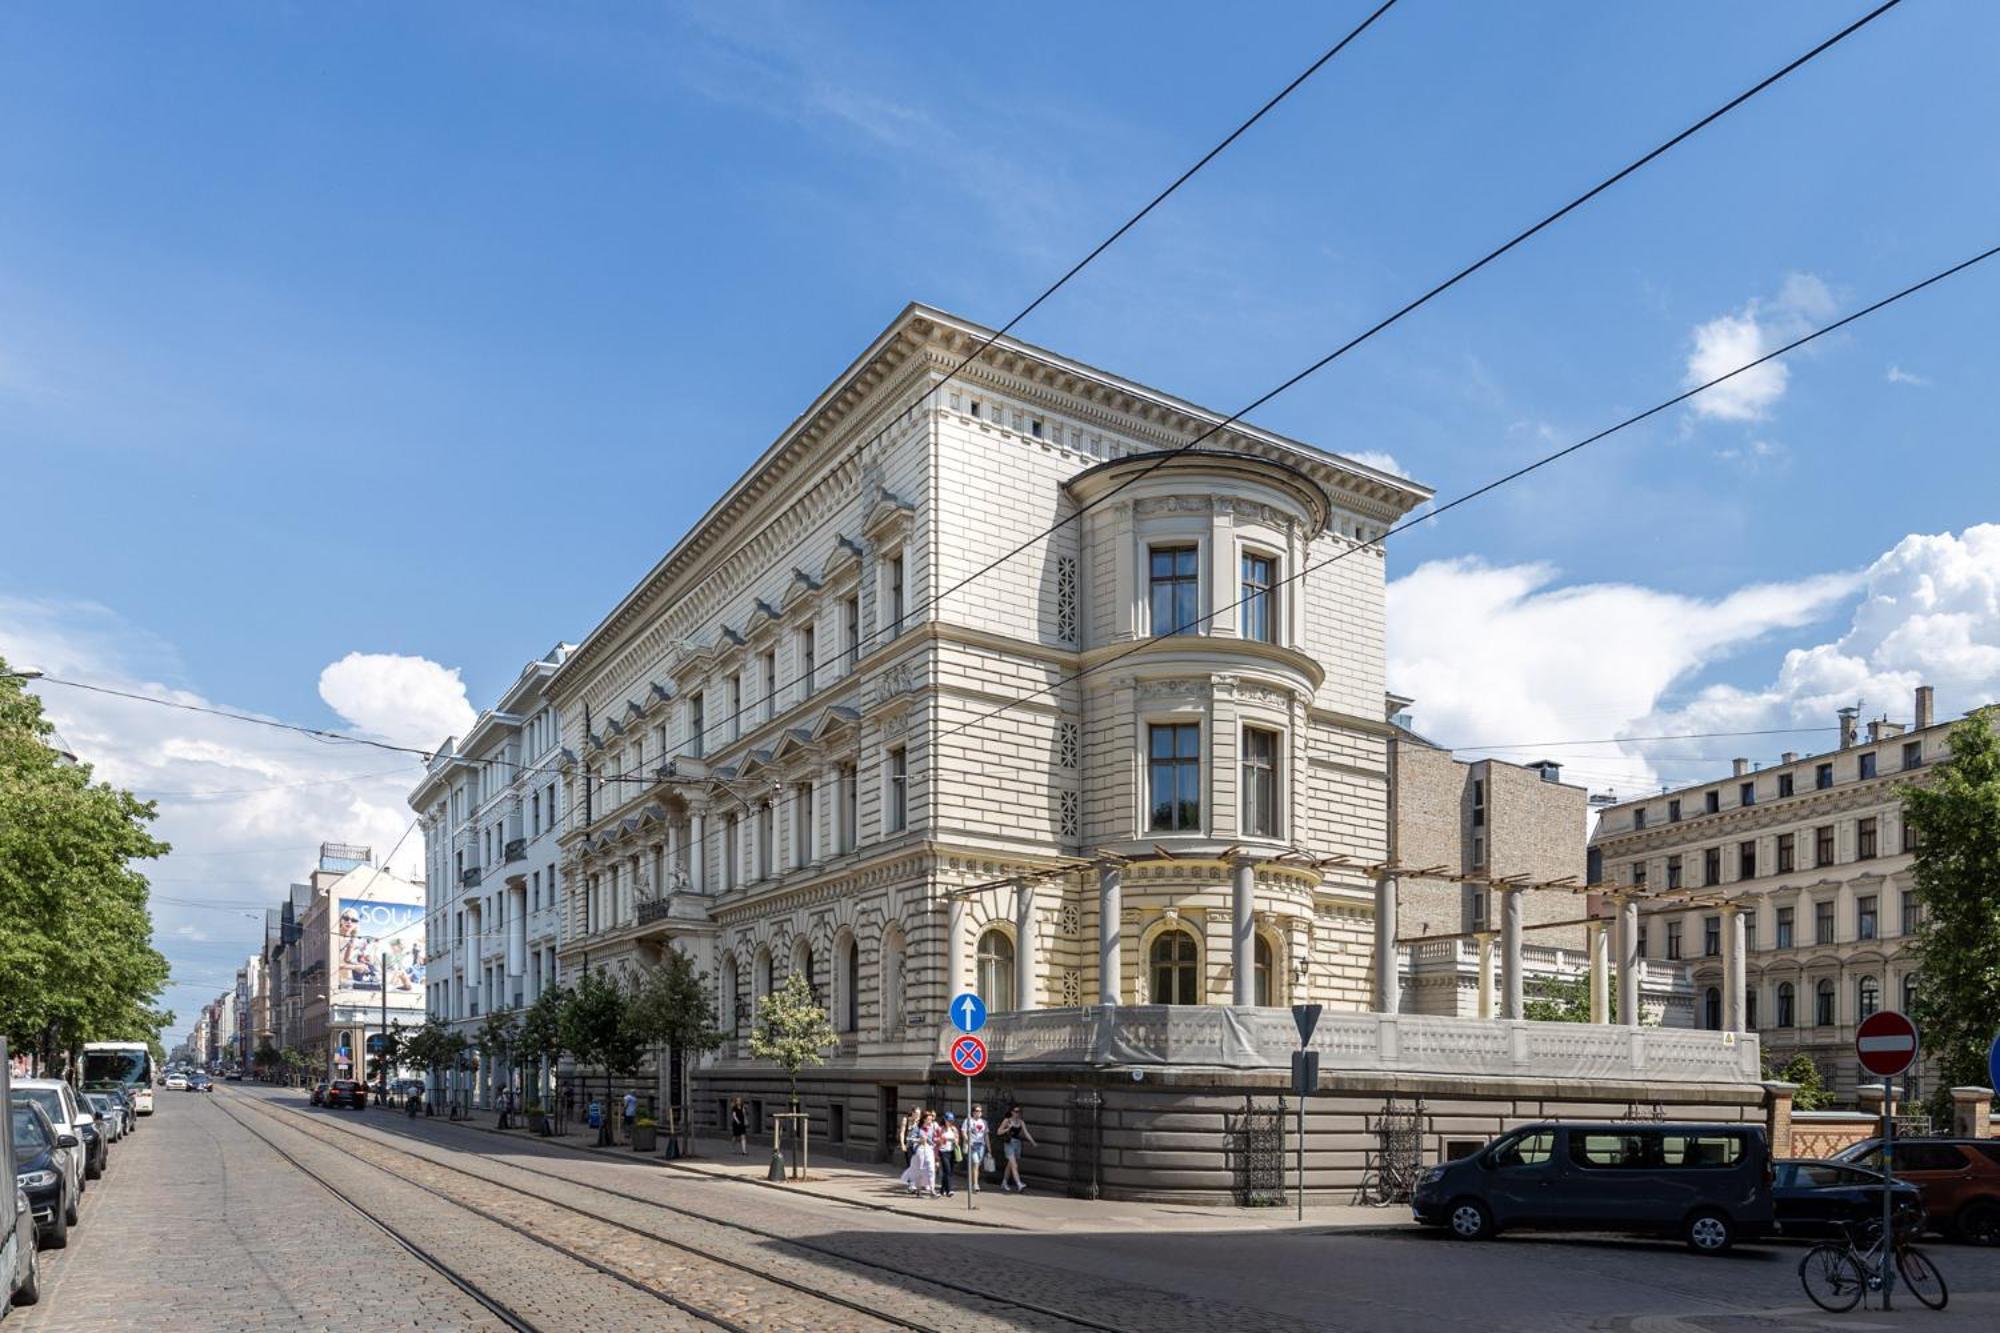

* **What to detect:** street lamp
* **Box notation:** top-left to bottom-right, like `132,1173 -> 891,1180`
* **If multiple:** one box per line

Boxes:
1,670 -> 44,681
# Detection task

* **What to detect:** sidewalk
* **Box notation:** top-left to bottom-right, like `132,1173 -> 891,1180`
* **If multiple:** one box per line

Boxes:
437,1103 -> 1417,1236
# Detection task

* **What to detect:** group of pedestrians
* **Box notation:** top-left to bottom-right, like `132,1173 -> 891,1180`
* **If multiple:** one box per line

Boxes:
896,1103 -> 1034,1197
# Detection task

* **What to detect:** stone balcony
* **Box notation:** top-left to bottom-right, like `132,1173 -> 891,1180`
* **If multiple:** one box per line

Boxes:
974,1005 -> 1761,1086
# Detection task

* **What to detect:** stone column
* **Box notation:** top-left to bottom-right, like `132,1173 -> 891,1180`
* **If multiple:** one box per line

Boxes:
1475,932 -> 1495,1019
1232,856 -> 1256,1007
1097,861 -> 1122,1006
1763,1081 -> 1798,1159
1373,872 -> 1400,1015
1499,886 -> 1524,1020
1013,880 -> 1037,1012
1950,1087 -> 1995,1139
688,810 -> 706,892
1722,903 -> 1747,1032
1616,894 -> 1641,1028
946,896 -> 969,1000
1587,919 -> 1610,1024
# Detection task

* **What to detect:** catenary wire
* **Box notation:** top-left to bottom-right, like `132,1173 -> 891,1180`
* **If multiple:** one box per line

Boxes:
634,0 -> 1905,768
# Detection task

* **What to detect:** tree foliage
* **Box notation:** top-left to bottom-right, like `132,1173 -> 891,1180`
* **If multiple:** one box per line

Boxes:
1522,972 -> 1630,1024
1904,708 -> 2000,1118
560,967 -> 643,1078
748,970 -> 836,1110
0,660 -> 174,1065
1768,1051 -> 1834,1111
516,983 -> 568,1097
625,948 -> 724,1130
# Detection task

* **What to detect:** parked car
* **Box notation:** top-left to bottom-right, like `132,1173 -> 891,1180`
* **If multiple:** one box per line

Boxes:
309,1082 -> 329,1107
105,1088 -> 138,1132
4,1184 -> 38,1311
1412,1121 -> 1774,1253
1772,1159 -> 1924,1238
323,1080 -> 368,1110
163,1073 -> 189,1091
225,1071 -> 243,1082
1835,1137 -> 2000,1245
82,1093 -> 126,1143
9,1081 -> 90,1206
9,1102 -> 74,1251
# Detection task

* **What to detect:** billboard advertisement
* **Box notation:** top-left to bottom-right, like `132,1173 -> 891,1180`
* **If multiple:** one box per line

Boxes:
334,896 -> 426,1006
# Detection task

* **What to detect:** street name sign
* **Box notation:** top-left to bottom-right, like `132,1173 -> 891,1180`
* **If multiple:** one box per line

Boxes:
949,992 -> 988,1034
1855,1009 -> 1919,1078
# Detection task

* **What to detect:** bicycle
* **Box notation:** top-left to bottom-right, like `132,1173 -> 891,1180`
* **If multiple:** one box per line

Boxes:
1799,1214 -> 1947,1312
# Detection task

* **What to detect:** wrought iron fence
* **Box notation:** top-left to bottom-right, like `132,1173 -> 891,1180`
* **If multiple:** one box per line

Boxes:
1067,1088 -> 1103,1199
1361,1098 -> 1427,1206
1226,1095 -> 1286,1207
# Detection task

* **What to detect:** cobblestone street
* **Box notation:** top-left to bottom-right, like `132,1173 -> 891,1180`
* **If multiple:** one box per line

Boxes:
16,1085 -> 2000,1332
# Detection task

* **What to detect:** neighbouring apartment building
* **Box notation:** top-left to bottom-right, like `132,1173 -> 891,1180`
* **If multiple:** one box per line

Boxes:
1588,685 -> 1983,1099
296,842 -> 424,1083
409,645 -> 572,1104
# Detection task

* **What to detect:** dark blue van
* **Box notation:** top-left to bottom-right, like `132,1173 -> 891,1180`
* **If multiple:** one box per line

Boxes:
1412,1121 -> 1774,1253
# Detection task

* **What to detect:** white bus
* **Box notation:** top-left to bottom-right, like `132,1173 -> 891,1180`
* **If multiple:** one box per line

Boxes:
80,1042 -> 155,1116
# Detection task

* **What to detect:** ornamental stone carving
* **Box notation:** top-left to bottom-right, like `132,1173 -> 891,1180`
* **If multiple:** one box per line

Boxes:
1134,495 -> 1214,517
1136,678 -> 1210,701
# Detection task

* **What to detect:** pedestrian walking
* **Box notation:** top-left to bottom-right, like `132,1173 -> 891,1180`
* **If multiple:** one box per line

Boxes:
899,1110 -> 938,1196
965,1104 -> 990,1191
622,1089 -> 638,1144
937,1112 -> 960,1197
729,1098 -> 749,1155
997,1104 -> 1036,1193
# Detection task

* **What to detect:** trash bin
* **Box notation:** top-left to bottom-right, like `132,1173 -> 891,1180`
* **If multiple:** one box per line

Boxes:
587,1100 -> 602,1130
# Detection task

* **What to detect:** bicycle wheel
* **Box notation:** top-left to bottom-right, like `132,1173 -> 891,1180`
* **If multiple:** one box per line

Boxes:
1800,1243 -> 1866,1312
1898,1246 -> 1948,1311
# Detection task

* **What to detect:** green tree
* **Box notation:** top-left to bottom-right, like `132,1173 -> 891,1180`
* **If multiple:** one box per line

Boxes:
625,949 -> 724,1144
1904,707 -> 2000,1122
475,1010 -> 520,1098
1769,1051 -> 1834,1111
560,968 -> 643,1079
253,1041 -> 281,1078
748,970 -> 836,1112
1522,972 -> 1636,1024
516,984 -> 569,1106
0,659 -> 174,1067
279,1046 -> 311,1087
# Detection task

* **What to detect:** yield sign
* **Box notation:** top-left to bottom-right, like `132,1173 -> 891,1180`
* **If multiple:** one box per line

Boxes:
950,1035 -> 988,1077
1856,1009 -> 1919,1078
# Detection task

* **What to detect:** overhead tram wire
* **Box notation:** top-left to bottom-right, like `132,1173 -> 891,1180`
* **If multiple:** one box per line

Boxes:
28,675 -> 435,758
642,0 -> 1904,769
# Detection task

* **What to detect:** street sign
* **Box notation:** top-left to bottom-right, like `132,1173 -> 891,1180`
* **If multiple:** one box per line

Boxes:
949,1034 -> 988,1077
1291,1049 -> 1320,1098
1856,1009 -> 1919,1078
1292,1003 -> 1323,1047
949,992 -> 988,1034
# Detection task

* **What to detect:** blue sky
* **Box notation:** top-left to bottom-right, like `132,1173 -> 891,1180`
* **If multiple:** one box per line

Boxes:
3,2 -> 1997,1029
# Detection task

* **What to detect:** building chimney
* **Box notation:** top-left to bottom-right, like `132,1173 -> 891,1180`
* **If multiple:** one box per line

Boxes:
1867,719 -> 1885,744
1732,758 -> 1749,776
1781,751 -> 1797,764
1915,684 -> 1934,730
1838,705 -> 1859,749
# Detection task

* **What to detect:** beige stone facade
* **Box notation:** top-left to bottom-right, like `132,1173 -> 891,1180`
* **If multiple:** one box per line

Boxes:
1588,687 -> 1984,1101
539,304 -> 1432,1154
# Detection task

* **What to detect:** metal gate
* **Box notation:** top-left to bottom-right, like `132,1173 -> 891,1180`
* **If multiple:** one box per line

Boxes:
1363,1098 -> 1427,1205
1067,1088 -> 1103,1199
1226,1095 -> 1286,1207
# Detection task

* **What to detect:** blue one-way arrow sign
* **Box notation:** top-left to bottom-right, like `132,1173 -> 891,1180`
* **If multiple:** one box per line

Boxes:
950,991 -> 987,1034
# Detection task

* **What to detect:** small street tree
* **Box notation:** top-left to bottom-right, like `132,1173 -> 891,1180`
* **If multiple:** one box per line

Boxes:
1770,1051 -> 1834,1111
253,1041 -> 281,1081
625,948 -> 725,1150
279,1046 -> 310,1087
1904,707 -> 2000,1122
748,970 -> 836,1114
561,969 -> 643,1142
516,984 -> 568,1109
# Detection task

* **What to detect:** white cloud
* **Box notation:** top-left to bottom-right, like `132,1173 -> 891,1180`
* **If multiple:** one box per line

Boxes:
1387,525 -> 2000,801
1683,272 -> 1834,421
318,651 -> 475,750
1343,450 -> 1409,478
1886,365 -> 1929,387
0,599 -> 460,1044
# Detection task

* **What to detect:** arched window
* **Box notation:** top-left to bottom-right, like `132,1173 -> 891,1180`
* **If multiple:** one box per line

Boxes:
841,934 -> 859,1033
1253,935 -> 1275,1007
976,928 -> 1016,1012
719,953 -> 739,1035
1900,973 -> 1917,1014
880,925 -> 906,1037
1776,981 -> 1795,1028
1858,975 -> 1880,1020
793,939 -> 815,1002
1703,986 -> 1722,1031
1814,977 -> 1835,1026
1746,985 -> 1759,1031
1149,929 -> 1199,1005
753,946 -> 773,1019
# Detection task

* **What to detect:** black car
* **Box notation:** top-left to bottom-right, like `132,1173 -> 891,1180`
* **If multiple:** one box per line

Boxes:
10,1103 -> 72,1250
323,1080 -> 367,1110
76,1115 -> 106,1180
1773,1159 -> 1924,1238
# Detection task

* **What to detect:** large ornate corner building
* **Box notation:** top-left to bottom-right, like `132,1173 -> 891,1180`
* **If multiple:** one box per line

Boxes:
540,305 -> 1425,1125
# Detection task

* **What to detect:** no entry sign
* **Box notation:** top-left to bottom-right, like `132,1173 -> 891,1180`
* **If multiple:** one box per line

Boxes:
949,1034 -> 988,1077
1856,1009 -> 1919,1078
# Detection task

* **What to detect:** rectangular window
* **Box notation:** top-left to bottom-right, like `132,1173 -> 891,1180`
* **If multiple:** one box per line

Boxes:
1472,835 -> 1485,868
1776,833 -> 1795,873
1637,925 -> 1648,957
887,553 -> 906,635
1902,819 -> 1919,854
1241,727 -> 1279,837
1815,983 -> 1835,1026
1738,840 -> 1757,880
1631,806 -> 1645,831
721,815 -> 738,892
1739,781 -> 1755,807
1148,723 -> 1202,832
1857,817 -> 1877,860
1630,859 -> 1646,887
1665,921 -> 1682,960
690,694 -> 706,759
1703,916 -> 1720,957
793,783 -> 813,864
1814,899 -> 1835,943
762,651 -> 777,722
1776,907 -> 1794,949
728,674 -> 743,740
1149,546 -> 1200,637
1859,751 -> 1878,780
1816,762 -> 1833,790
1666,855 -> 1682,890
1668,798 -> 1682,823
885,747 -> 908,833
1473,779 -> 1486,828
800,627 -> 816,700
1702,847 -> 1721,887
757,803 -> 774,876
1744,913 -> 1758,953
1704,789 -> 1720,814
1240,552 -> 1277,642
1902,740 -> 1922,770
1778,772 -> 1794,797
1857,895 -> 1877,940
1901,891 -> 1920,934
844,595 -> 861,667
1815,824 -> 1835,867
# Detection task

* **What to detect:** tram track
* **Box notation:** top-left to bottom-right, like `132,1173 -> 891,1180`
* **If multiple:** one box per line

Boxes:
225,1089 -> 1135,1333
